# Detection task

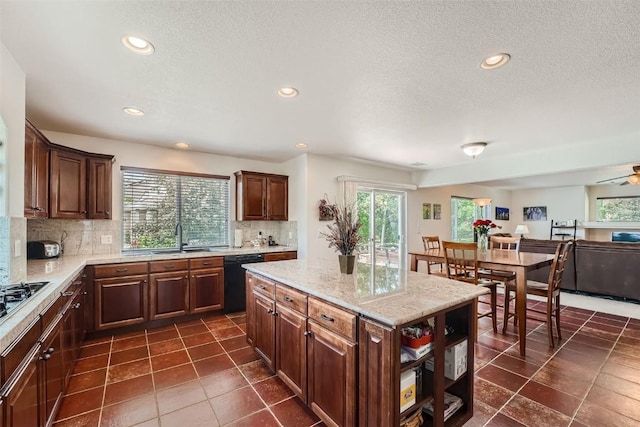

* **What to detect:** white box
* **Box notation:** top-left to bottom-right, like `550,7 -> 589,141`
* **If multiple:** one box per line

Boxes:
401,342 -> 434,360
424,340 -> 468,380
400,369 -> 416,412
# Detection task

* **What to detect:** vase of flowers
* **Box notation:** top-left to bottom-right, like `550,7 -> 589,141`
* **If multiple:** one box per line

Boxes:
321,202 -> 362,274
473,219 -> 498,252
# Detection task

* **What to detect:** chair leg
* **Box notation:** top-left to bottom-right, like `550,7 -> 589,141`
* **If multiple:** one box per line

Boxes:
502,287 -> 510,334
547,298 -> 554,347
473,299 -> 479,342
491,287 -> 497,333
555,295 -> 562,341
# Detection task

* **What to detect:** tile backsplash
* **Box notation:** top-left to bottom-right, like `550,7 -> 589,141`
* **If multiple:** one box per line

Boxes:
27,219 -> 121,256
230,221 -> 297,247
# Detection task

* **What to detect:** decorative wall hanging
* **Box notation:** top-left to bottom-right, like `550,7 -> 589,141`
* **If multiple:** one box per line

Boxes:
422,203 -> 432,220
523,206 -> 547,221
433,204 -> 442,220
495,207 -> 510,220
318,195 -> 336,221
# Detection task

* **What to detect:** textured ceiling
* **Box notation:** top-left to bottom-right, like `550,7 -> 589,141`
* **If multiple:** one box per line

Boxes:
1,1 -> 639,188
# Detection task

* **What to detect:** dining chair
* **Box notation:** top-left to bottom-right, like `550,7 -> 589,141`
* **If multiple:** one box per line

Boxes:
478,235 -> 520,333
442,241 -> 498,337
421,236 -> 445,276
503,240 -> 574,347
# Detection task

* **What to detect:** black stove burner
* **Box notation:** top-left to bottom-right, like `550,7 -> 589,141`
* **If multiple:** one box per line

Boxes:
0,281 -> 49,319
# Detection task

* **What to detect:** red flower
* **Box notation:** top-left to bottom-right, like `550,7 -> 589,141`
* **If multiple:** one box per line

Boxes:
473,219 -> 501,235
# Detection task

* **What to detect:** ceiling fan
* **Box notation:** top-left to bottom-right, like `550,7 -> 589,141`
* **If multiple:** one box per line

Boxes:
596,165 -> 640,185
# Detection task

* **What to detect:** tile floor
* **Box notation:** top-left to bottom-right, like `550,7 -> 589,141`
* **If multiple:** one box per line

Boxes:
53,295 -> 640,427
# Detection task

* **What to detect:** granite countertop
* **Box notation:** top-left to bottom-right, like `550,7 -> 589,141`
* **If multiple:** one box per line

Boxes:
0,245 -> 297,352
244,259 -> 488,326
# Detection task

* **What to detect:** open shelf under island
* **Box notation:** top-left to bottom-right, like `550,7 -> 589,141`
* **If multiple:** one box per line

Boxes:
243,259 -> 488,427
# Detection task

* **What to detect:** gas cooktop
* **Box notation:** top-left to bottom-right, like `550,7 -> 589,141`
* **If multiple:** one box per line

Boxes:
0,281 -> 49,319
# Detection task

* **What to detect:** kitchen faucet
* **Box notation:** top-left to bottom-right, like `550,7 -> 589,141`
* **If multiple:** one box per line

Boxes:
175,223 -> 184,250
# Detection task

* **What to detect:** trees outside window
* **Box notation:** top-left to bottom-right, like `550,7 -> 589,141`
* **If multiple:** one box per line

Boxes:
596,197 -> 640,222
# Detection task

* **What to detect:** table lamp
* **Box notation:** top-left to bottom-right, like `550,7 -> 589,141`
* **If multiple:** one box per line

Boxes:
514,225 -> 530,239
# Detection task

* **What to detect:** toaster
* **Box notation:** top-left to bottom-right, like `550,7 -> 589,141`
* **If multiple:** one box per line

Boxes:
27,240 -> 61,259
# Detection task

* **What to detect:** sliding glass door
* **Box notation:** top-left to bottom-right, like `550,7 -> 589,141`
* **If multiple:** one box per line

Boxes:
357,188 -> 406,268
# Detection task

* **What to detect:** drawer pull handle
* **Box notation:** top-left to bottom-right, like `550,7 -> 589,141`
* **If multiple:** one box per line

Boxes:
39,354 -> 51,361
83,291 -> 88,295
45,347 -> 55,354
116,268 -> 128,273
304,331 -> 312,337
73,280 -> 82,285
62,291 -> 74,297
258,285 -> 266,290
267,308 -> 274,314
73,303 -> 81,309
320,314 -> 334,322
164,264 -> 175,269
202,261 -> 213,266
283,296 -> 294,303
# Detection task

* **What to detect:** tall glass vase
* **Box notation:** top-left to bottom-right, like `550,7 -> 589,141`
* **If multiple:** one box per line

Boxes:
478,233 -> 488,252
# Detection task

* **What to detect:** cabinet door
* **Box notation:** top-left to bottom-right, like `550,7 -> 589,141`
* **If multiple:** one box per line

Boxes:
252,291 -> 276,371
50,149 -> 87,219
3,346 -> 40,427
24,123 -> 49,218
95,275 -> 148,330
275,305 -> 307,401
266,175 -> 288,220
245,273 -> 256,347
88,157 -> 112,219
189,268 -> 224,314
150,272 -> 189,320
243,174 -> 267,220
307,320 -> 357,427
40,317 -> 64,427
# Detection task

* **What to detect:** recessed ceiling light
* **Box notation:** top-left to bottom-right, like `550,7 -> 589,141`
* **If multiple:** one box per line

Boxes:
122,35 -> 155,55
295,143 -> 308,148
410,162 -> 427,167
175,142 -> 189,149
461,142 -> 488,157
278,87 -> 299,98
480,53 -> 510,70
122,106 -> 144,116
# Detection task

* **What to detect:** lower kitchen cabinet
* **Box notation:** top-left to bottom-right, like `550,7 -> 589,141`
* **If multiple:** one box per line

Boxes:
40,315 -> 64,427
2,345 -> 40,427
95,274 -> 148,330
62,288 -> 86,388
149,273 -> 189,321
189,257 -> 224,314
252,290 -> 276,371
275,304 -> 307,401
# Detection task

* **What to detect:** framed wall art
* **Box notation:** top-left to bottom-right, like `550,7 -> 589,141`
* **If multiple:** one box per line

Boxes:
495,207 -> 509,220
422,203 -> 431,220
523,206 -> 547,221
433,204 -> 441,220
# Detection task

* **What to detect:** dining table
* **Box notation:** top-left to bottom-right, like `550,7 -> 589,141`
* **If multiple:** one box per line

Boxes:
409,248 -> 555,356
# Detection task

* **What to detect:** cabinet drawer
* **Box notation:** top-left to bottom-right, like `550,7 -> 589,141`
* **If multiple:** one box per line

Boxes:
94,262 -> 148,278
190,257 -> 223,270
308,298 -> 357,341
264,251 -> 297,262
0,317 -> 41,383
276,284 -> 307,315
149,259 -> 189,273
252,275 -> 276,299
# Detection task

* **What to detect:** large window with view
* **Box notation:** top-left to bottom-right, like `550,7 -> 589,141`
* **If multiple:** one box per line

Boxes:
596,196 -> 640,222
121,167 -> 229,252
450,196 -> 491,242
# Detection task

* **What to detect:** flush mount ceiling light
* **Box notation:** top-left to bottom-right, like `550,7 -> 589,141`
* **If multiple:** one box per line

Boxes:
480,53 -> 510,70
295,143 -> 308,148
461,142 -> 487,158
410,162 -> 427,167
277,87 -> 299,98
122,35 -> 155,55
122,106 -> 144,116
175,142 -> 189,149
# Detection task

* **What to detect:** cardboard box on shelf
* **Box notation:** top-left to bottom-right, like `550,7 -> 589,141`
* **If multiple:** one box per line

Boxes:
400,369 -> 416,413
424,340 -> 468,380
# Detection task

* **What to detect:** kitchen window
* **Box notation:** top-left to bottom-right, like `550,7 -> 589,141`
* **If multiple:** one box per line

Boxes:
121,167 -> 230,251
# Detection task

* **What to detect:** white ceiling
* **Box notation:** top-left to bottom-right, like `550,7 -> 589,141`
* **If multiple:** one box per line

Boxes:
1,1 -> 640,188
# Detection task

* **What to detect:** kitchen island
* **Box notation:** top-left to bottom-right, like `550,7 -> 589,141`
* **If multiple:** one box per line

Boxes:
244,259 -> 488,427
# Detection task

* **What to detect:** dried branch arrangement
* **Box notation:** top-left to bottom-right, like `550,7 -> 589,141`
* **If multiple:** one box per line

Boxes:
321,203 -> 362,256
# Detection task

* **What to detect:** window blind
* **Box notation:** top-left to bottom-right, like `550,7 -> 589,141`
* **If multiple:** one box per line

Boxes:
122,168 -> 229,251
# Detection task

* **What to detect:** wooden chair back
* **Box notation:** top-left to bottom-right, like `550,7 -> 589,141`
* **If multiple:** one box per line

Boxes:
422,236 -> 440,251
490,236 -> 520,251
442,241 -> 479,285
547,240 -> 574,297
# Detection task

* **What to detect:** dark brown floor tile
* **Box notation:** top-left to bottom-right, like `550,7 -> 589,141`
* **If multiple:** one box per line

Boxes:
66,368 -> 107,394
78,342 -> 111,359
491,354 -> 541,378
187,341 -> 225,361
474,377 -> 514,409
483,330 -> 520,344
585,384 -> 640,421
595,372 -> 640,400
254,376 -> 295,405
193,353 -> 235,377
159,400 -> 217,427
56,387 -> 104,420
101,394 -> 158,426
239,359 -> 275,383
614,341 -> 640,359
209,385 -> 266,424
563,339 -> 613,357
593,312 -> 628,322
622,327 -> 640,340
212,325 -> 245,339
618,334 -> 640,347
220,335 -> 250,352
477,335 -> 514,352
53,409 -> 100,426
552,347 -> 607,370
520,336 -> 560,356
231,314 -> 247,324
153,363 -> 198,390
205,317 -> 236,331
104,374 -> 154,406
502,394 -> 572,427
575,399 -> 639,427
484,412 -> 527,426
463,400 -> 497,427
81,335 -> 113,346
228,346 -> 261,366
155,380 -> 207,415
476,364 -> 528,392
146,328 -> 180,344
601,359 -> 640,385
571,332 -> 617,349
110,345 -> 149,366
107,358 -> 151,384
518,380 -> 581,417
569,420 -> 588,427
271,397 -> 320,427
150,349 -> 191,371
182,331 -> 216,348
544,356 -> 600,380
201,367 -> 249,399
225,409 -> 280,427
608,350 -> 640,370
73,353 -> 109,374
533,365 -> 594,399
148,338 -> 184,356
111,335 -> 147,352
177,322 -> 210,337
583,320 -> 624,334
503,347 -> 552,366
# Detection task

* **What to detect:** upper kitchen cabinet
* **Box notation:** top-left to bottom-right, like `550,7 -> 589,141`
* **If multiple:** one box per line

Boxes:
50,148 -> 87,219
235,171 -> 288,221
24,120 -> 50,218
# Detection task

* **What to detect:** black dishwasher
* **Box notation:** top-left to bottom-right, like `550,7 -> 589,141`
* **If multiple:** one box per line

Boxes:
223,253 -> 265,313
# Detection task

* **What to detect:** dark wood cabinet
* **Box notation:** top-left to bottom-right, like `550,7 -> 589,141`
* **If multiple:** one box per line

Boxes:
50,148 -> 87,219
149,272 -> 189,320
88,157 -> 112,219
245,273 -> 256,347
2,345 -> 40,427
39,315 -> 64,427
24,120 -> 49,218
275,304 -> 307,400
252,290 -> 276,371
61,289 -> 85,389
189,267 -> 224,314
235,171 -> 288,221
264,251 -> 298,262
95,273 -> 148,330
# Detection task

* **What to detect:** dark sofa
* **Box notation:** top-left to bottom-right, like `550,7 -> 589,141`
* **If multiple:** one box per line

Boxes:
518,238 -> 640,301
